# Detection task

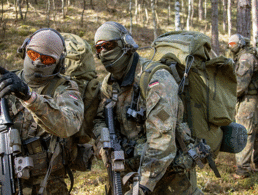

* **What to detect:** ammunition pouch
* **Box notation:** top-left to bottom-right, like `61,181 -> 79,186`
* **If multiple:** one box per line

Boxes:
170,140 -> 210,173
70,143 -> 94,172
22,137 -> 65,177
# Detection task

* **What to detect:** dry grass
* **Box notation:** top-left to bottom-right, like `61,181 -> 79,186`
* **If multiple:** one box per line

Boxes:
1,0 -> 256,194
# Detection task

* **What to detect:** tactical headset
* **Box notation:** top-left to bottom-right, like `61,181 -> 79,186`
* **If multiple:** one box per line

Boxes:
237,34 -> 246,48
17,28 -> 67,74
96,21 -> 139,59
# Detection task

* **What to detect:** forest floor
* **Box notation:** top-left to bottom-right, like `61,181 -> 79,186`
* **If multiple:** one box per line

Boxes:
1,0 -> 257,194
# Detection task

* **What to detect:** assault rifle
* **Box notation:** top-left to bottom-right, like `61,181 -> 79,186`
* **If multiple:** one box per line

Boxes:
101,99 -> 125,195
0,98 -> 33,195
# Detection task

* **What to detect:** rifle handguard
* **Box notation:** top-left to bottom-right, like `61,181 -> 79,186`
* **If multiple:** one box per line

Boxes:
101,128 -> 111,149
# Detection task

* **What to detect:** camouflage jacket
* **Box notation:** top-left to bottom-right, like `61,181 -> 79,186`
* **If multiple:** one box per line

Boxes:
94,53 -> 184,191
7,71 -> 84,141
233,48 -> 258,97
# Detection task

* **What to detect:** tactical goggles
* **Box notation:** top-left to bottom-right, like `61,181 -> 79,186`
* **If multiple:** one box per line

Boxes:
95,38 -> 120,54
27,49 -> 56,65
228,42 -> 237,48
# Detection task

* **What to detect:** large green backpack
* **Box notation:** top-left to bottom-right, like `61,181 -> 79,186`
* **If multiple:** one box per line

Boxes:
141,31 -> 237,155
60,33 -> 100,144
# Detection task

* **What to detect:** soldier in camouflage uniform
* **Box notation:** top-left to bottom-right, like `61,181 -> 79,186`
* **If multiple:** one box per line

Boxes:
0,29 -> 84,194
93,21 -> 203,194
228,34 -> 258,178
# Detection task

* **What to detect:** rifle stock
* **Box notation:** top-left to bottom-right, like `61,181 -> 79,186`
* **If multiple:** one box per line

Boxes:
102,100 -> 124,195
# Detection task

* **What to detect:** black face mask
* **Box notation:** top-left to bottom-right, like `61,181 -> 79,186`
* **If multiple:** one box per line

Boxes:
23,55 -> 57,86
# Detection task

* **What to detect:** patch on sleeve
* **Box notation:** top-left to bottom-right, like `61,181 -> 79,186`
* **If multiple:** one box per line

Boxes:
148,80 -> 159,88
156,109 -> 170,122
69,94 -> 78,100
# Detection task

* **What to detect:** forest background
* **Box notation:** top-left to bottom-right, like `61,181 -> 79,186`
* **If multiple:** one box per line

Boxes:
0,0 -> 258,194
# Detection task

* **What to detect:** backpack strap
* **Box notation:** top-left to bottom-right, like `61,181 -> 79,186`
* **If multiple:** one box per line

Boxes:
41,75 -> 68,96
139,61 -> 171,99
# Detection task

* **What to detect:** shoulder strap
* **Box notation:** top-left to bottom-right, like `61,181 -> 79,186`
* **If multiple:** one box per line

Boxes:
139,62 -> 171,99
41,75 -> 67,96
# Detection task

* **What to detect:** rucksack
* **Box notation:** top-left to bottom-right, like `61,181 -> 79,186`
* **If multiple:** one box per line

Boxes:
60,33 -> 100,144
140,31 -> 237,155
41,33 -> 100,171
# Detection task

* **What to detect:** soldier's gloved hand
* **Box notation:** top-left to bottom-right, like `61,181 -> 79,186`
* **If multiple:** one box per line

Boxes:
124,185 -> 151,195
94,137 -> 109,166
0,67 -> 31,100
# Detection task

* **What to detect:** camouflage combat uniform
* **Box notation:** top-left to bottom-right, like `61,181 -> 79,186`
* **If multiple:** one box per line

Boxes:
8,71 -> 84,195
94,53 -> 202,194
234,48 -> 258,176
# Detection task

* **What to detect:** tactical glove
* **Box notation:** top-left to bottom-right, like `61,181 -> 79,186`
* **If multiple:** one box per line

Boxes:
0,67 -> 31,101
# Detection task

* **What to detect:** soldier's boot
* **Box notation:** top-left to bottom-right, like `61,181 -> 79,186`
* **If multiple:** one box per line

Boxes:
235,133 -> 255,177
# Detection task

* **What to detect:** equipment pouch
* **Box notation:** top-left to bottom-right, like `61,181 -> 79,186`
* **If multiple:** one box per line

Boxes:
70,144 -> 94,172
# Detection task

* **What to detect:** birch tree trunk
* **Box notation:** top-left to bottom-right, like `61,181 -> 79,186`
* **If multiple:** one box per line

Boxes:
46,0 -> 50,27
15,0 -> 17,19
175,1 -> 181,30
130,0 -> 132,33
168,0 -> 171,25
204,0 -> 207,19
52,0 -> 56,28
190,0 -> 194,25
211,0 -> 220,55
151,0 -> 157,39
25,0 -> 28,19
2,0 -> 4,19
144,1 -> 149,24
187,0 -> 191,30
17,0 -> 23,19
237,0 -> 251,38
80,0 -> 85,27
135,0 -> 138,23
252,0 -> 258,46
62,0 -> 65,19
222,0 -> 227,31
228,0 -> 232,36
198,0 -> 204,20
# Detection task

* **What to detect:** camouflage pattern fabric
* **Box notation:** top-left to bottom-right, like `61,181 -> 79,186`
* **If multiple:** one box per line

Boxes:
234,48 -> 258,176
7,72 -> 84,194
23,177 -> 69,195
94,54 -> 202,193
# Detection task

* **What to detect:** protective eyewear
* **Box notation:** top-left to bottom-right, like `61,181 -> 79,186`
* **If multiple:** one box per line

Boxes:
95,38 -> 120,54
27,50 -> 56,65
228,42 -> 237,48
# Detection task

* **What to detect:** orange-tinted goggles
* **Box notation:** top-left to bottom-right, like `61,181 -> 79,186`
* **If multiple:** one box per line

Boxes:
27,50 -> 56,65
228,42 -> 237,48
95,39 -> 120,54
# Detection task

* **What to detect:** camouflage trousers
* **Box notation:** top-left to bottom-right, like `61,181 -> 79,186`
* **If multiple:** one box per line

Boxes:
22,177 -> 69,195
151,168 -> 203,195
235,95 -> 258,175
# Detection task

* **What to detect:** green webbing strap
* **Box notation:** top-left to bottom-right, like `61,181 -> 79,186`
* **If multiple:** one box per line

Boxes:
185,86 -> 193,132
42,75 -> 67,96
203,63 -> 210,131
139,62 -> 171,99
38,143 -> 61,195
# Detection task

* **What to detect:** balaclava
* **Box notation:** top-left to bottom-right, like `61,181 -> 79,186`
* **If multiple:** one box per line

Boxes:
23,29 -> 64,87
94,22 -> 136,80
228,34 -> 245,54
